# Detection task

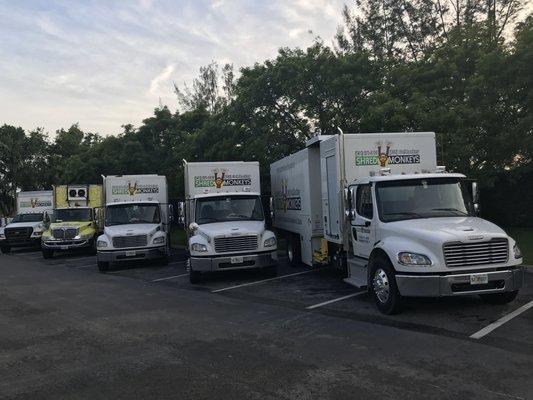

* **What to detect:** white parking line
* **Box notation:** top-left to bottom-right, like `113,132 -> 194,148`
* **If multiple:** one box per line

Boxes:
76,264 -> 95,269
306,291 -> 366,310
151,273 -> 189,282
470,300 -> 533,339
211,269 -> 319,293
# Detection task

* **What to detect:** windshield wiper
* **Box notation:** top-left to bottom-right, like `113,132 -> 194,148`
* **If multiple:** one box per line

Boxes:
430,208 -> 468,216
384,212 -> 424,218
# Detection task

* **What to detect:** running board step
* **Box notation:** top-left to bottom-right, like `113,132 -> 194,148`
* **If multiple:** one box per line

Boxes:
346,257 -> 368,288
343,277 -> 367,288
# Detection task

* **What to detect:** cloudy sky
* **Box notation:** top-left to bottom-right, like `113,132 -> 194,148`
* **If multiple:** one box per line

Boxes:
0,0 -> 345,136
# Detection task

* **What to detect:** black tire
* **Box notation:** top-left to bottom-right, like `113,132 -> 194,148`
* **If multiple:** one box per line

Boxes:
369,255 -> 402,315
42,249 -> 53,259
286,236 -> 301,267
480,290 -> 518,305
88,238 -> 97,255
98,261 -> 110,273
0,244 -> 11,254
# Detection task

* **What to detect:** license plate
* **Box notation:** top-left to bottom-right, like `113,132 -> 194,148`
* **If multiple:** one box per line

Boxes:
470,273 -> 488,285
60,245 -> 69,250
230,256 -> 244,264
125,250 -> 136,257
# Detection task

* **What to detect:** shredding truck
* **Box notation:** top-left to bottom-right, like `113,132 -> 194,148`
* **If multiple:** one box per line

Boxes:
182,161 -> 278,283
41,185 -> 103,258
96,175 -> 171,272
0,191 -> 53,253
270,132 -> 523,314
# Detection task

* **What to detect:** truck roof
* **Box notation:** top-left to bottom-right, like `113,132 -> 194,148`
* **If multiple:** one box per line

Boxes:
192,192 -> 261,199
106,200 -> 160,207
54,206 -> 91,210
355,172 -> 466,184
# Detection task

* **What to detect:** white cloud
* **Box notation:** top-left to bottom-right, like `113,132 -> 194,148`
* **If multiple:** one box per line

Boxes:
149,64 -> 176,96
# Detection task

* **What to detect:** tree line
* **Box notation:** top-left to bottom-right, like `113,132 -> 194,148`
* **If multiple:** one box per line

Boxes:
1,0 -> 531,226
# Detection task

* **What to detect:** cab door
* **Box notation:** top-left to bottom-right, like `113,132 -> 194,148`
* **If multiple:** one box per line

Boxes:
350,184 -> 375,259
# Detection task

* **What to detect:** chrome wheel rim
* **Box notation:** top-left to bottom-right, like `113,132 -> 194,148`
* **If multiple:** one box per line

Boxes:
287,244 -> 294,262
373,268 -> 390,304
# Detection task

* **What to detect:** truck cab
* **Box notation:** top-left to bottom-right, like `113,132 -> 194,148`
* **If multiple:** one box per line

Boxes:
96,175 -> 170,272
184,161 -> 277,283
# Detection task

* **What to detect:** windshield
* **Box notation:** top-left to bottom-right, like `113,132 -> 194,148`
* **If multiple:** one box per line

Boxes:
106,203 -> 160,226
11,213 -> 43,223
195,195 -> 264,224
376,178 -> 474,222
53,208 -> 92,222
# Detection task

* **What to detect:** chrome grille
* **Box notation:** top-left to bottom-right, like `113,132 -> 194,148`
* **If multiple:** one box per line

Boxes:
5,227 -> 33,243
214,235 -> 258,253
52,228 -> 65,239
443,238 -> 509,268
52,228 -> 78,239
113,235 -> 147,248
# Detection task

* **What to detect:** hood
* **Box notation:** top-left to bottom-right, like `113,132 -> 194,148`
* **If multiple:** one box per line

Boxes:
383,217 -> 507,244
104,223 -> 160,237
6,221 -> 43,229
49,221 -> 93,230
197,220 -> 265,238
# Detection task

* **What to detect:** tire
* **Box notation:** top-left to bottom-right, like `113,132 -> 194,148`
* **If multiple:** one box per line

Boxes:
0,244 -> 11,254
286,236 -> 301,267
42,249 -> 54,259
369,255 -> 402,315
88,238 -> 97,255
98,261 -> 110,273
480,290 -> 518,305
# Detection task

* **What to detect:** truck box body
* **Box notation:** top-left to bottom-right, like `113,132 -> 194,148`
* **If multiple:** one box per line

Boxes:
183,161 -> 277,282
1,191 -> 53,251
270,146 -> 323,266
270,132 -> 523,314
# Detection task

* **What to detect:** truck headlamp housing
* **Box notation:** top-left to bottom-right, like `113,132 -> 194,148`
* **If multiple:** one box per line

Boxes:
153,236 -> 165,244
191,243 -> 208,252
398,252 -> 432,266
31,231 -> 43,237
264,237 -> 277,248
97,240 -> 108,248
0,233 -> 5,240
513,243 -> 522,259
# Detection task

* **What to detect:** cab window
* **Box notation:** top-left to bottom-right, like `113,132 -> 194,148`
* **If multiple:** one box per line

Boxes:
356,185 -> 373,219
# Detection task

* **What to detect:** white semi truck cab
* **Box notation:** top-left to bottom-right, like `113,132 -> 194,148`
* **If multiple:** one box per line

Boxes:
96,175 -> 171,272
183,161 -> 277,283
271,132 -> 523,314
0,191 -> 53,253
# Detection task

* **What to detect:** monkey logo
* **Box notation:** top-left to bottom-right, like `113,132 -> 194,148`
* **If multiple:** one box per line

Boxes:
213,169 -> 226,189
30,198 -> 37,208
127,182 -> 138,195
377,142 -> 391,167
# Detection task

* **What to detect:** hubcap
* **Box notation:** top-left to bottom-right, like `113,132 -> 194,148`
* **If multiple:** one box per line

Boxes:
373,268 -> 390,304
287,244 -> 294,262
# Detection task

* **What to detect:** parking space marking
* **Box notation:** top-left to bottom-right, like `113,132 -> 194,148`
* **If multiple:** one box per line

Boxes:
211,269 -> 320,293
306,291 -> 366,310
76,264 -> 95,269
152,274 -> 188,282
470,300 -> 533,339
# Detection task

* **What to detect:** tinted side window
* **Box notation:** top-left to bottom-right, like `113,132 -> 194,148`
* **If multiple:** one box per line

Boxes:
356,185 -> 373,219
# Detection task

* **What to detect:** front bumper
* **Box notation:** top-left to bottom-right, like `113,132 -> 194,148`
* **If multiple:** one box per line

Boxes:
190,250 -> 278,272
97,245 -> 167,263
42,239 -> 91,250
395,267 -> 524,297
4,237 -> 41,248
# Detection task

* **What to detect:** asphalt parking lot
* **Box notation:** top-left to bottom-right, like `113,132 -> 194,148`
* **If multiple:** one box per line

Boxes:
1,247 -> 532,399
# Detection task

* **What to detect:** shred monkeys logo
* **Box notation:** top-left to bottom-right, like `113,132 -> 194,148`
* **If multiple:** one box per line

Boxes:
112,181 -> 159,195
355,142 -> 421,167
194,169 -> 252,188
20,198 -> 52,208
275,179 -> 301,211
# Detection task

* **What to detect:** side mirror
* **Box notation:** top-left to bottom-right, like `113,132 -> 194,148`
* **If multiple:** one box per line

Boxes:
168,204 -> 175,223
43,212 -> 51,228
471,181 -> 480,215
189,222 -> 199,233
177,201 -> 185,226
269,196 -> 275,220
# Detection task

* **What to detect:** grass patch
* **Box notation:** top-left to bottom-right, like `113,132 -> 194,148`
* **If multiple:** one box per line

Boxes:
507,228 -> 533,264
170,227 -> 187,248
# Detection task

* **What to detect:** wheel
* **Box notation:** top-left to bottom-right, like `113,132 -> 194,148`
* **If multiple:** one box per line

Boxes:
98,261 -> 110,273
480,290 -> 518,305
88,238 -> 97,255
286,236 -> 301,267
0,244 -> 11,253
42,249 -> 53,259
370,255 -> 402,315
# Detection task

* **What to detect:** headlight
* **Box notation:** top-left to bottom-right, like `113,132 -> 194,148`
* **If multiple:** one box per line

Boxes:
153,236 -> 165,244
398,252 -> 432,266
264,237 -> 277,247
191,243 -> 208,252
31,230 -> 43,237
97,240 -> 108,248
514,243 -> 522,259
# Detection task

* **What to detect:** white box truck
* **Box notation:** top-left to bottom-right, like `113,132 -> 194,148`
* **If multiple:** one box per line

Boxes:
96,175 -> 171,272
271,132 -> 523,314
0,191 -> 53,253
183,161 -> 278,283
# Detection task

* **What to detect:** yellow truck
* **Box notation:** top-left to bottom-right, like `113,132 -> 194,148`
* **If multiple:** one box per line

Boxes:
41,185 -> 103,258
